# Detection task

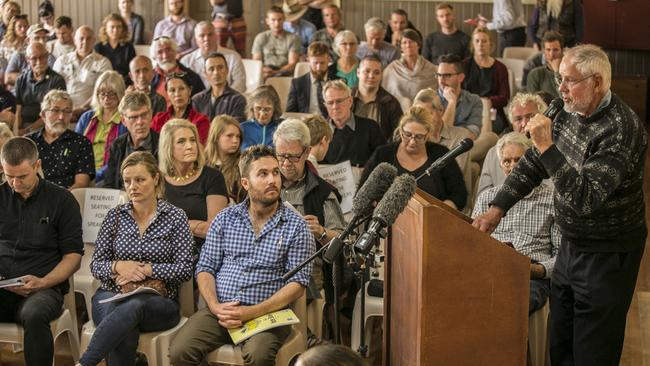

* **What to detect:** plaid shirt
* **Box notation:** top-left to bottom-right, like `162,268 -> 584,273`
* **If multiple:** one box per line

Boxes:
196,199 -> 315,305
472,184 -> 561,278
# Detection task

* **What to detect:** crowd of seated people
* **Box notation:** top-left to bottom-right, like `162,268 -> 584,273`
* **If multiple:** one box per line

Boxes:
4,1 -> 643,366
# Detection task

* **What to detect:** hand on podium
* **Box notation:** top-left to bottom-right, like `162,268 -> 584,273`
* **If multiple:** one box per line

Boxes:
472,205 -> 505,234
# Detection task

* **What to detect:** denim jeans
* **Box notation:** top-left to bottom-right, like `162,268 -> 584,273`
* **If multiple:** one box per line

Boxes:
79,289 -> 180,366
0,288 -> 63,366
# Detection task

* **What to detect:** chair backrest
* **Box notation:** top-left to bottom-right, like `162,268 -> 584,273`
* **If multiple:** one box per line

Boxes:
242,59 -> 263,94
503,47 -> 538,61
178,279 -> 195,318
290,291 -> 308,346
497,57 -> 526,91
506,68 -> 515,99
134,45 -> 150,57
265,77 -> 293,113
294,62 -> 310,78
64,276 -> 78,335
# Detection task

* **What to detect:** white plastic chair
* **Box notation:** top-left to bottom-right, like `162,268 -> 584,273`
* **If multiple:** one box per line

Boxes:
350,282 -> 383,354
528,300 -> 550,366
503,47 -> 538,61
293,61 -> 310,78
0,277 -> 81,365
80,279 -> 194,366
307,290 -> 326,339
206,293 -> 308,366
134,45 -> 151,57
498,57 -> 526,92
242,59 -> 263,94
265,77 -> 293,113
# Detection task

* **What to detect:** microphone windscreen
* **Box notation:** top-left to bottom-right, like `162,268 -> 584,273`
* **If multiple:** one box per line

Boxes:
352,162 -> 398,217
373,174 -> 417,226
544,98 -> 565,120
459,138 -> 474,151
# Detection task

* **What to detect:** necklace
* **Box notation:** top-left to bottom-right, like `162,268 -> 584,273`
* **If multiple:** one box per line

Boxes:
171,167 -> 197,182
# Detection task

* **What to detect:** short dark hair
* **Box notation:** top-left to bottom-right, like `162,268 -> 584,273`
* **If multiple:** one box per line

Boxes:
297,344 -> 365,366
1,137 -> 38,166
542,30 -> 564,48
204,52 -> 228,67
308,41 -> 329,57
400,28 -> 422,48
238,145 -> 277,178
38,0 -> 54,17
437,53 -> 464,73
54,16 -> 72,29
267,6 -> 284,17
391,9 -> 408,18
360,54 -> 383,69
436,3 -> 454,11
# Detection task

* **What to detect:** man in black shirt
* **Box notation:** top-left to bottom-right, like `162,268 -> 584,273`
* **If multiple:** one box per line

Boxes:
28,90 -> 95,189
0,137 -> 83,366
422,3 -> 471,65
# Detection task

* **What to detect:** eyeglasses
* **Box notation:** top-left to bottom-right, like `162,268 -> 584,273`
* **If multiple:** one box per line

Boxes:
45,108 -> 73,115
253,106 -> 273,114
401,130 -> 427,143
123,110 -> 151,123
27,54 -> 48,63
324,96 -> 350,107
500,157 -> 521,168
98,91 -> 118,99
435,72 -> 459,79
277,147 -> 307,163
512,112 -> 536,124
554,73 -> 595,88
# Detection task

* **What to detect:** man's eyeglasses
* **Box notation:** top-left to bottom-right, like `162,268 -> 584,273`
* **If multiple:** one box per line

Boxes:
324,96 -> 350,107
123,110 -> 151,123
45,108 -> 73,115
435,72 -> 459,79
401,130 -> 427,143
500,157 -> 521,168
554,73 -> 595,88
277,147 -> 307,163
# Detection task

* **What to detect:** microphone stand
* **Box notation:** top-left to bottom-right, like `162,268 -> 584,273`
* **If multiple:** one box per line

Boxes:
415,161 -> 443,182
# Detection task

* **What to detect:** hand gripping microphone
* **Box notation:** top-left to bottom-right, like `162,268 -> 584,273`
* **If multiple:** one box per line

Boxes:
354,174 -> 418,255
526,98 -> 564,138
322,163 -> 398,264
416,138 -> 474,181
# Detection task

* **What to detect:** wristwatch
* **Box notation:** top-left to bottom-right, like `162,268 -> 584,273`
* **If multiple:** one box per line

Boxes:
318,228 -> 328,242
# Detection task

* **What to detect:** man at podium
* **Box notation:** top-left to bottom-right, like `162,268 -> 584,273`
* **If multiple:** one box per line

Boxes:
473,44 -> 647,366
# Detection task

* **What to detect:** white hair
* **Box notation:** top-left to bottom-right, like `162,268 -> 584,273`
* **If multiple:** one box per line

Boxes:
563,44 -> 611,91
364,17 -> 386,34
273,118 -> 311,148
496,132 -> 532,160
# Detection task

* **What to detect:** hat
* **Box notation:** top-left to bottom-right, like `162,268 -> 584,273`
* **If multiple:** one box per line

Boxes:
27,23 -> 49,38
283,0 -> 308,22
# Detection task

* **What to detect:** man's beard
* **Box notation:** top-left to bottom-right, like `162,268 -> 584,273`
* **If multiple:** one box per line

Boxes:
546,0 -> 563,18
158,61 -> 176,72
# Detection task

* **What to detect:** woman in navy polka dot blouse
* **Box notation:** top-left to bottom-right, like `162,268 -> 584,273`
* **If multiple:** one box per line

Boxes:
78,152 -> 194,366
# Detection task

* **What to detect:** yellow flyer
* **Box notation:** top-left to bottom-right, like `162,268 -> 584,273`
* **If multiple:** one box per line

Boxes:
227,308 -> 300,345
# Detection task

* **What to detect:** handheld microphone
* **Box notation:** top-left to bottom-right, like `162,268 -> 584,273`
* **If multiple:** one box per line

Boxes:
354,174 -> 418,255
416,138 -> 473,181
322,163 -> 398,264
526,98 -> 564,138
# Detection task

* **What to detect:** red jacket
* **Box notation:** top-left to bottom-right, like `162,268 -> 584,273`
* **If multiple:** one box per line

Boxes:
151,106 -> 210,145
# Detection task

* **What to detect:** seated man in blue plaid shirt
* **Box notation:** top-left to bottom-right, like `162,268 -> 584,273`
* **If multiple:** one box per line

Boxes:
472,132 -> 561,314
171,144 -> 316,366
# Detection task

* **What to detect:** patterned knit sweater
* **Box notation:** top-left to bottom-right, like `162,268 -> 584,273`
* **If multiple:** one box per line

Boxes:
491,93 -> 647,251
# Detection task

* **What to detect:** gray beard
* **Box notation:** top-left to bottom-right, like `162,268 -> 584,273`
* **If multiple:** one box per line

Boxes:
546,0 -> 563,18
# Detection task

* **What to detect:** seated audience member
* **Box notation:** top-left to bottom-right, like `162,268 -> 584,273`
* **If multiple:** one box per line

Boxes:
274,119 -> 345,305
283,0 -> 316,55
75,70 -> 127,183
28,90 -> 94,189
153,0 -> 197,56
528,0 -> 582,49
205,115 -> 245,203
436,54 -> 483,139
0,1 -> 21,41
38,1 -> 55,37
385,9 -> 422,47
422,3 -> 471,64
0,137 -> 83,366
0,13 -> 27,72
287,41 -> 336,118
170,145 -> 316,366
477,92 -> 547,195
527,32 -> 564,99
0,82 -> 16,125
299,0 -> 324,29
128,55 -> 167,116
15,42 -> 66,135
472,132 -> 559,314
252,6 -> 301,79
94,13 -> 136,83
240,85 -> 283,150
310,4 -> 344,59
462,28 -> 510,134
330,30 -> 359,87
77,151 -> 193,366
159,118 -> 228,251
0,123 -> 13,182
191,52 -> 247,122
322,79 -> 386,167
296,344 -> 365,366
361,106 -> 467,210
53,26 -> 113,118
150,36 -> 205,103
353,55 -> 402,140
303,113 -> 332,169
46,16 -> 74,58
522,31 -> 564,88
118,0 -> 145,45
356,17 -> 400,68
5,23 -> 57,90
151,73 -> 210,145
382,29 -> 438,101
103,91 -> 158,189
209,0 -> 247,56
180,21 -> 246,93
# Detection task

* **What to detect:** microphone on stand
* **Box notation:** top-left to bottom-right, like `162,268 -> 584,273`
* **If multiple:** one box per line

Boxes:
416,138 -> 474,182
526,98 -> 564,139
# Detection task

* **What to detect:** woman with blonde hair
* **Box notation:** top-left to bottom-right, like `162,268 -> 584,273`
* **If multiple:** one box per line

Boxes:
159,119 -> 228,253
360,105 -> 467,210
205,115 -> 245,203
95,13 -> 136,82
0,14 -> 28,69
75,70 -> 128,183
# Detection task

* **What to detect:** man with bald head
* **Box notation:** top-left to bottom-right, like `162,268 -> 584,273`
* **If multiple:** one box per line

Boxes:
53,25 -> 112,119
15,42 -> 66,135
4,23 -> 57,89
127,55 -> 167,115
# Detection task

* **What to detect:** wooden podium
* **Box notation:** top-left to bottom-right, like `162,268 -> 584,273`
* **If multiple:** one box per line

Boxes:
384,190 -> 530,366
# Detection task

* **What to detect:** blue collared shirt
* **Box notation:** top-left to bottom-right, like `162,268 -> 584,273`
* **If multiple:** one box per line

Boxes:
196,200 -> 315,305
284,19 -> 316,54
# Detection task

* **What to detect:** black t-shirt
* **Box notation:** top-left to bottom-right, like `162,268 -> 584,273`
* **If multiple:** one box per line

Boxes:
94,42 -> 136,83
164,166 -> 227,246
422,30 -> 471,64
462,57 -> 495,98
